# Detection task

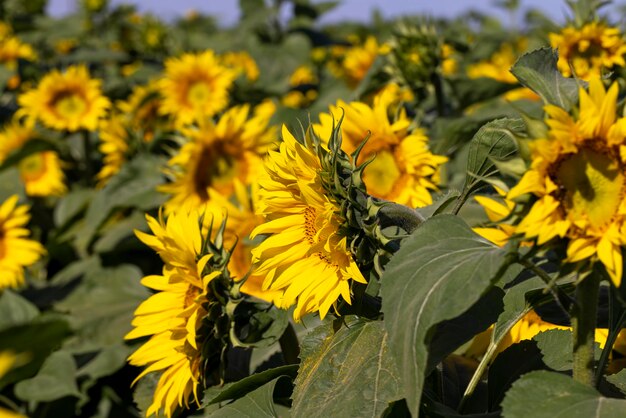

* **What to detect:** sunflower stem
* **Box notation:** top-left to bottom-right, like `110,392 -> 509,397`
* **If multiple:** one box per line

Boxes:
279,322 -> 300,365
82,129 -> 94,184
572,273 -> 600,387
594,289 -> 626,386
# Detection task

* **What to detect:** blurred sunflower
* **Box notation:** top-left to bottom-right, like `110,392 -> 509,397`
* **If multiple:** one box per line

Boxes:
159,50 -> 236,126
342,35 -> 380,88
251,126 -> 366,321
467,40 -> 538,101
0,120 -> 66,197
0,351 -> 27,418
550,22 -> 626,80
18,65 -> 110,132
314,84 -> 447,208
126,209 -> 222,418
220,51 -> 259,82
0,35 -> 37,70
203,182 -> 280,302
160,103 -> 276,212
0,195 -> 46,290
95,115 -> 129,188
117,80 -> 164,141
508,79 -> 626,286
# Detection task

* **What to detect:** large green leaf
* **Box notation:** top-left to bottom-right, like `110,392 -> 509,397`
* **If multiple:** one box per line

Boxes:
381,215 -> 519,416
54,264 -> 149,352
291,318 -> 402,418
501,370 -> 626,417
14,350 -> 82,402
0,290 -> 39,331
510,48 -> 580,111
206,376 -> 288,418
463,118 -> 523,196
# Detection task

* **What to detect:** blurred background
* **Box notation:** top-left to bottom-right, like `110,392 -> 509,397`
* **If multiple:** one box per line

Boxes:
47,0 -> 571,25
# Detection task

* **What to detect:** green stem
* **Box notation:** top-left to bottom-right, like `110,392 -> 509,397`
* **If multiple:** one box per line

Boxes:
518,259 -> 570,318
82,130 -> 93,184
595,293 -> 626,386
279,322 -> 300,365
451,188 -> 471,216
572,273 -> 600,386
431,72 -> 447,118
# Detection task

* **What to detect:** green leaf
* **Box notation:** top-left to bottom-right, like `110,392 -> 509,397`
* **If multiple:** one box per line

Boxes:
606,368 -> 626,393
450,77 -> 517,109
133,371 -> 166,418
14,350 -> 81,402
380,215 -> 519,416
291,318 -> 402,418
501,370 -> 626,417
510,48 -> 580,111
203,364 -> 298,405
534,329 -> 601,372
0,290 -> 39,331
0,319 -> 71,389
54,264 -> 149,352
53,188 -> 95,228
492,277 -> 545,343
463,118 -> 523,196
233,302 -> 289,348
76,154 -> 167,254
207,376 -> 288,417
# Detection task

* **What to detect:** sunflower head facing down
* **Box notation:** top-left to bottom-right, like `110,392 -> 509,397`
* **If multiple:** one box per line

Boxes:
126,208 -> 240,418
314,84 -> 447,208
251,125 -> 367,321
18,65 -> 110,132
0,195 -> 46,290
549,21 -> 626,80
508,78 -> 626,286
160,103 -> 276,213
158,50 -> 236,127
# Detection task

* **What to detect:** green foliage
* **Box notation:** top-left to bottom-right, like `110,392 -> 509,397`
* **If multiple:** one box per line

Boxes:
502,371 -> 626,417
380,215 -> 520,416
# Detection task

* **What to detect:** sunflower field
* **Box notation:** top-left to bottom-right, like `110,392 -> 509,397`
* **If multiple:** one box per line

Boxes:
5,0 -> 626,416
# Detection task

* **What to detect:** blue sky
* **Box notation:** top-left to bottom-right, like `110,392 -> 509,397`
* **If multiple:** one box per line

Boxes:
47,0 -> 570,25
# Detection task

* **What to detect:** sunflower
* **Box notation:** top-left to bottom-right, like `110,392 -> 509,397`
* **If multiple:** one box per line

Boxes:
0,351 -> 27,418
342,35 -> 380,88
313,84 -> 447,208
0,35 -> 37,70
203,182 -> 280,303
117,80 -> 165,142
160,103 -> 276,213
18,65 -> 110,132
158,50 -> 236,126
220,51 -> 259,82
250,125 -> 366,321
549,22 -> 626,80
126,209 -> 222,418
473,187 -> 516,247
508,79 -> 626,286
95,115 -> 129,188
0,120 -> 66,197
0,195 -> 46,290
467,39 -> 538,101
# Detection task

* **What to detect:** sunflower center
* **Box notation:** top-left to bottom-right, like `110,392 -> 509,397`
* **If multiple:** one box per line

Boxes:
193,141 -> 237,200
54,93 -> 86,119
555,147 -> 624,229
187,81 -> 211,107
18,152 -> 47,182
362,150 -> 401,198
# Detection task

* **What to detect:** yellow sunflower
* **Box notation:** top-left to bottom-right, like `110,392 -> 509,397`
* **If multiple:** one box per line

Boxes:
467,39 -> 538,101
158,50 -> 236,126
160,103 -> 276,213
18,65 -> 110,132
342,35 -> 380,88
549,22 -> 626,80
203,182 -> 281,303
126,209 -> 221,418
0,195 -> 46,290
250,125 -> 366,321
117,80 -> 165,142
220,51 -> 259,82
313,84 -> 447,208
0,35 -> 37,70
95,115 -> 129,188
0,120 -> 67,197
508,78 -> 626,286
473,187 -> 516,247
